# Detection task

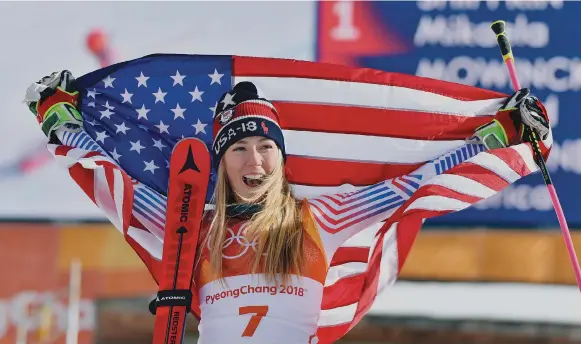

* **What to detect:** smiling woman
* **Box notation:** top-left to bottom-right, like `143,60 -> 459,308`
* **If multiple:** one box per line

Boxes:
204,82 -> 303,287
24,60 -> 553,344
224,136 -> 280,196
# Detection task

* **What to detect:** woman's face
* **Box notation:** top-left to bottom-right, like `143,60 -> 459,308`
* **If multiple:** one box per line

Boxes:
222,136 -> 279,201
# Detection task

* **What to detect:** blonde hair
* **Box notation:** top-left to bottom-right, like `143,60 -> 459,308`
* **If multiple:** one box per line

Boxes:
205,150 -> 304,284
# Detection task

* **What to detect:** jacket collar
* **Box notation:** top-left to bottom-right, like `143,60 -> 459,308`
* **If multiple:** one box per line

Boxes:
225,203 -> 263,218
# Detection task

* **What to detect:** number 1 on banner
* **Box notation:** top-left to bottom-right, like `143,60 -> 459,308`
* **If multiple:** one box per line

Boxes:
331,1 -> 360,41
239,305 -> 269,337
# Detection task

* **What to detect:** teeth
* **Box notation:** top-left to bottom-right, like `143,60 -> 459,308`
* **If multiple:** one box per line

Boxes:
244,174 -> 263,180
243,174 -> 264,187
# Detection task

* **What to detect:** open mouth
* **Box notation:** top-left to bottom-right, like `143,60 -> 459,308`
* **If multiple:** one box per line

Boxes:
243,174 -> 265,187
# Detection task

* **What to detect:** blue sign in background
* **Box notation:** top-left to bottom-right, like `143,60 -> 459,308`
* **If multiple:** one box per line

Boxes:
316,1 -> 581,228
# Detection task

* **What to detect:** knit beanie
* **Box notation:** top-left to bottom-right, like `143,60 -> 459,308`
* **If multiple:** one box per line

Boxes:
212,81 -> 286,167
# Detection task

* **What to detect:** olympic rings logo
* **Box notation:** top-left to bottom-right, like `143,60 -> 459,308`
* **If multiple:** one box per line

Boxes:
207,222 -> 261,260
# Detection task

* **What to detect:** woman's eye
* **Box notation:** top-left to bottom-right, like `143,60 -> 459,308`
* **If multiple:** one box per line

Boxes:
261,144 -> 274,150
233,146 -> 245,152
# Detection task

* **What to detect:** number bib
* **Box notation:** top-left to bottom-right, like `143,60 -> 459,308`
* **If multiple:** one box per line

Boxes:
195,219 -> 327,344
197,275 -> 323,344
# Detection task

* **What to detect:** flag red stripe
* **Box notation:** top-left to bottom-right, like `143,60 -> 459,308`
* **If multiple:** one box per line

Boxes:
117,170 -> 135,232
321,274 -> 366,310
276,102 -> 493,140
55,145 -> 74,156
490,148 -> 532,177
233,56 -> 508,101
394,218 -> 424,273
330,247 -> 370,266
67,164 -> 96,203
352,228 -> 385,325
449,162 -> 512,192
105,167 -> 116,203
84,151 -> 103,159
286,156 -> 422,187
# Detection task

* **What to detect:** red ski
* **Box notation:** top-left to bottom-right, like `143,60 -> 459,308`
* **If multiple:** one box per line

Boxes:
149,138 -> 210,344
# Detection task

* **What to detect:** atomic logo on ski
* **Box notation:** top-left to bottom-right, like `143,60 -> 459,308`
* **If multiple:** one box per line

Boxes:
179,146 -> 200,174
179,183 -> 193,224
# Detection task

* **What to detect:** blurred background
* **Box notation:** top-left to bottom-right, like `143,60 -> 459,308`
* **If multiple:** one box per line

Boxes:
1,1 -> 580,343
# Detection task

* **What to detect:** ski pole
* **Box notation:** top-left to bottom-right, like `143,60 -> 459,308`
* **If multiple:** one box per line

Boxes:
491,20 -> 581,291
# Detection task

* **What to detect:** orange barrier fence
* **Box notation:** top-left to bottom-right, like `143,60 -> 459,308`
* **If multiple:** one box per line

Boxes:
402,228 -> 581,285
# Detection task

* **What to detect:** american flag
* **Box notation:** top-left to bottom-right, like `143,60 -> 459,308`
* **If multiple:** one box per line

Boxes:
45,54 -> 551,343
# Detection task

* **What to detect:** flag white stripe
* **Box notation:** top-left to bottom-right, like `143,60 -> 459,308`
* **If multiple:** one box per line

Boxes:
47,144 -> 57,155
126,226 -> 163,261
78,156 -> 116,170
404,195 -> 472,213
510,144 -> 538,174
422,174 -> 496,199
318,302 -> 358,327
235,76 -> 505,117
113,170 -> 125,234
93,168 -> 121,230
66,147 -> 91,161
325,262 -> 368,287
291,184 -> 368,200
341,223 -> 385,248
284,129 -> 466,164
469,152 -> 521,183
50,149 -> 83,168
539,128 -> 554,149
377,224 -> 400,293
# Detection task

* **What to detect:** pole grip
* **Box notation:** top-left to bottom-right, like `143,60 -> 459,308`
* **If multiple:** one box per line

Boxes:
490,20 -> 514,62
496,34 -> 514,62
